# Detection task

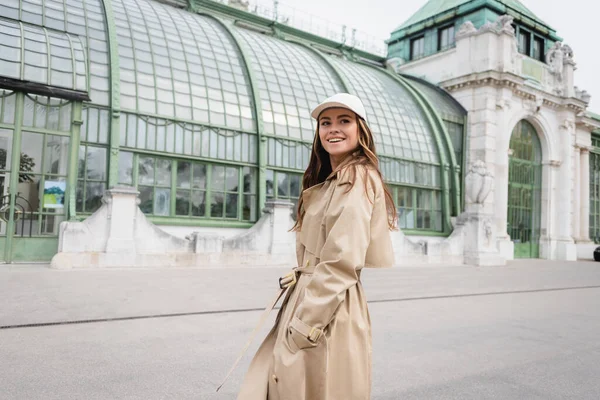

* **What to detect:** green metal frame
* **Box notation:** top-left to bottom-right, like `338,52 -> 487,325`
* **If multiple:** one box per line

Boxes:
201,13 -> 267,214
402,78 -> 462,217
508,121 -> 542,258
4,92 -> 24,263
100,0 -> 122,188
380,69 -> 454,233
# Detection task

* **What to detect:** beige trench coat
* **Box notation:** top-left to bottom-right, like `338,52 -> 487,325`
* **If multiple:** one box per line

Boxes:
238,163 -> 394,400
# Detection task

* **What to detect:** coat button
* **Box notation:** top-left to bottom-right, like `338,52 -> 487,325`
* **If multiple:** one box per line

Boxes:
272,374 -> 278,383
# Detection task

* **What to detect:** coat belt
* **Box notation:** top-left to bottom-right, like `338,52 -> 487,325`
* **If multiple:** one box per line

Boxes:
216,266 -> 306,393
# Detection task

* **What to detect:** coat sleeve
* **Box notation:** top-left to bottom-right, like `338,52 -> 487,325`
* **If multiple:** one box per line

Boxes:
289,166 -> 377,350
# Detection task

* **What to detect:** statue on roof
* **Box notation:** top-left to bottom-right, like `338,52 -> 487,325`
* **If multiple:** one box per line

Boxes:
546,41 -> 564,82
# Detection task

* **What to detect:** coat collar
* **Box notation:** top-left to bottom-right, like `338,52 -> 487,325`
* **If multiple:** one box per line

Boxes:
326,150 -> 362,184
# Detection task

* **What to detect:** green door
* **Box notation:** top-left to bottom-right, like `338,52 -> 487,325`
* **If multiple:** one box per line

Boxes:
0,91 -> 80,263
508,121 -> 542,259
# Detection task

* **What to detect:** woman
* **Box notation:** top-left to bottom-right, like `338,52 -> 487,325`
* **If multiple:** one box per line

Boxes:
238,93 -> 396,399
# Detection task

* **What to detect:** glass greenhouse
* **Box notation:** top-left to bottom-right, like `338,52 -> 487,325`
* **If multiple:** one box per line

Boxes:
0,0 -> 466,262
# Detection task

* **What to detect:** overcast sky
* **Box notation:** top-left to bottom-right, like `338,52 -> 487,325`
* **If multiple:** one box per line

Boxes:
273,0 -> 598,110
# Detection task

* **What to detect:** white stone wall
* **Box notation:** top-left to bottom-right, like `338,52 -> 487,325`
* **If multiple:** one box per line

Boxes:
398,14 -> 597,261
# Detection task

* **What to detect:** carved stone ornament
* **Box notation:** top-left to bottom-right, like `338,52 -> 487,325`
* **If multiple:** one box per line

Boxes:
456,21 -> 477,38
561,44 -> 574,61
465,160 -> 494,205
497,15 -> 515,34
545,42 -> 564,81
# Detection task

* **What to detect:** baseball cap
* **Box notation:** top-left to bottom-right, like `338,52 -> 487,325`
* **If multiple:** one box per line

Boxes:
310,93 -> 367,121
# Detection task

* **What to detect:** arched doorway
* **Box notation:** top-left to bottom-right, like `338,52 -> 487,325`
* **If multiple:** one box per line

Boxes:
507,121 -> 542,258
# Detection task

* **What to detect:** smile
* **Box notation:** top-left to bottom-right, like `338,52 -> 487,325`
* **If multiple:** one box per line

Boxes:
328,138 -> 345,143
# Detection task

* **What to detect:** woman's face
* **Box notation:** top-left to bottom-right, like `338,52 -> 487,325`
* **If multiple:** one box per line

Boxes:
318,108 -> 359,161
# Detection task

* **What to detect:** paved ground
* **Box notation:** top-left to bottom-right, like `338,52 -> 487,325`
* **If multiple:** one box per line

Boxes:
1,260 -> 600,399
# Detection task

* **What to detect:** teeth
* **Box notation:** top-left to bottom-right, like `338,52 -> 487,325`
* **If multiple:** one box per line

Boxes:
329,138 -> 343,143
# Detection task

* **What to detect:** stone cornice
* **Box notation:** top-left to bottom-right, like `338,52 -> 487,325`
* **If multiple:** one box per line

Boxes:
441,71 -> 588,113
575,114 -> 600,132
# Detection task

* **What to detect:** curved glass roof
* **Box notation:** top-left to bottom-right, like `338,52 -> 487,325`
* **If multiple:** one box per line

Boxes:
0,0 -> 111,105
329,57 -> 439,164
0,19 -> 87,92
0,0 -> 466,175
112,0 -> 256,132
236,28 -> 345,141
404,76 -> 466,122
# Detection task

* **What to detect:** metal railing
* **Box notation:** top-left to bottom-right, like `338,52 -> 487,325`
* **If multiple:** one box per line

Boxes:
211,0 -> 387,56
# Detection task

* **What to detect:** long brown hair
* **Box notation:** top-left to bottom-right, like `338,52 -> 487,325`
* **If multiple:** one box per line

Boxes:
292,114 -> 398,231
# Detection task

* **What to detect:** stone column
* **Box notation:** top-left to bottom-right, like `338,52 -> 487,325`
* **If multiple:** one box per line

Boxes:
555,120 -> 577,260
496,147 -> 513,260
580,147 -> 591,241
573,146 -> 581,240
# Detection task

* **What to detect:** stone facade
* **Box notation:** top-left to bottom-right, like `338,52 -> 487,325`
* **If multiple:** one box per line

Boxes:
399,14 -> 600,261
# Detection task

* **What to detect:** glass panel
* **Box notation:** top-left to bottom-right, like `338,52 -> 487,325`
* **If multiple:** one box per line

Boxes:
153,188 -> 170,216
243,194 -> 256,221
210,191 -> 224,218
155,158 -> 171,186
138,157 -> 155,185
84,147 -> 107,180
212,166 -> 224,191
177,161 -> 191,189
242,167 -> 256,194
266,169 -> 274,197
237,29 -> 343,138
191,190 -> 205,217
44,135 -> 70,175
85,181 -> 105,213
192,163 -> 206,189
21,131 -> 43,174
225,167 -> 239,192
0,128 -> 14,172
226,192 -> 238,218
277,172 -> 288,197
176,189 -> 190,216
118,151 -> 133,185
138,186 -> 153,214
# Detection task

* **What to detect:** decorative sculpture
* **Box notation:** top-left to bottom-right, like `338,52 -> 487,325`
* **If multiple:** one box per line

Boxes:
546,42 -> 564,81
457,21 -> 477,38
465,160 -> 494,205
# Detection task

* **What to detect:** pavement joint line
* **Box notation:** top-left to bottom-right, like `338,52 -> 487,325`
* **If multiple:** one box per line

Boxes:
1,285 -> 599,331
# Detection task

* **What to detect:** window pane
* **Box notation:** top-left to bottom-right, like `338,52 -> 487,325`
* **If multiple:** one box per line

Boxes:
154,188 -> 170,216
85,182 -> 105,213
212,166 -> 224,191
242,167 -> 256,194
85,147 -> 107,180
155,159 -> 171,186
176,189 -> 190,216
76,180 -> 84,213
139,186 -> 153,214
193,163 -> 206,189
266,169 -> 274,197
21,132 -> 43,174
243,194 -> 256,221
277,172 -> 288,197
118,151 -> 133,185
78,146 -> 85,179
210,191 -> 224,217
225,167 -> 239,192
177,161 -> 191,189
290,174 -> 301,197
226,192 -> 238,218
138,157 -> 155,185
44,135 -> 70,175
191,190 -> 206,217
